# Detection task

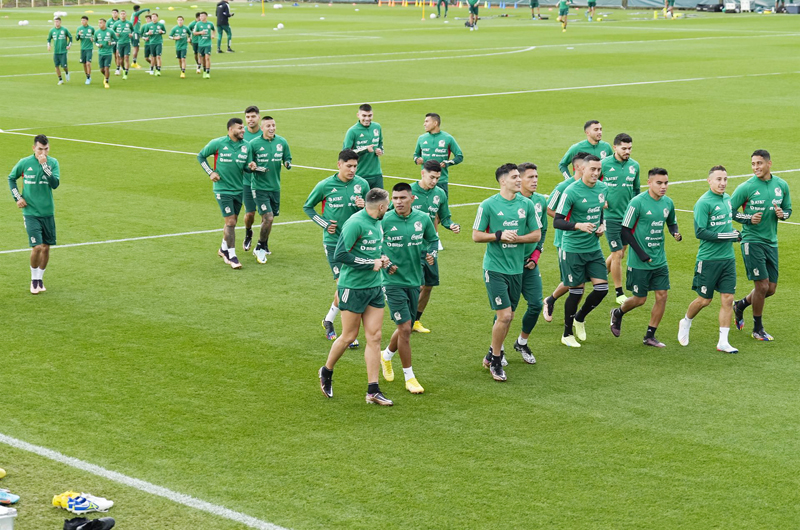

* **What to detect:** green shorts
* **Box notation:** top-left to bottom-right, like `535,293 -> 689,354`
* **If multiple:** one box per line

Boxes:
587,0 -> 596,6
521,264 -> 543,305
422,255 -> 439,287
605,218 -> 625,253
384,285 -> 420,324
484,270 -> 523,311
242,184 -> 257,214
198,45 -> 212,56
530,0 -> 539,6
741,242 -> 778,283
111,43 -> 117,55
324,244 -> 342,280
362,174 -> 384,190
215,193 -> 243,218
79,50 -> 92,64
117,43 -> 131,57
692,259 -> 736,299
131,36 -> 140,48
468,4 -> 479,15
176,48 -> 187,59
144,44 -> 153,58
560,249 -> 608,287
559,7 -> 569,16
98,54 -> 112,68
53,53 -> 67,67
626,265 -> 670,297
667,0 -> 675,5
253,189 -> 280,216
24,215 -> 56,247
192,41 -> 199,54
338,286 -> 385,313
151,43 -> 163,56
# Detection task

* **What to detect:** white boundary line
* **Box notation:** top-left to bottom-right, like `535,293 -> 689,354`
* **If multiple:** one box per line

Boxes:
0,432 -> 288,530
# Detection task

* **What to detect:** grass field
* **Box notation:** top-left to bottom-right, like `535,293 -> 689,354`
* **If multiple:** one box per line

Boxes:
2,3 -> 800,529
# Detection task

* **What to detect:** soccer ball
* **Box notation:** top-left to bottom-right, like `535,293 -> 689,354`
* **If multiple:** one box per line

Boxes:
430,13 -> 437,18
19,20 -> 29,25
273,3 -> 283,8
277,22 -> 284,29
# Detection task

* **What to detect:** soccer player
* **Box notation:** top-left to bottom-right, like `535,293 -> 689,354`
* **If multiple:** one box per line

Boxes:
75,16 -> 95,85
141,15 -> 154,74
94,18 -> 115,89
188,12 -> 202,74
677,166 -> 741,354
409,159 -> 461,334
216,0 -> 235,53
610,168 -> 681,347
601,133 -> 640,305
197,118 -> 256,269
193,12 -> 215,79
130,5 -> 150,69
241,106 -> 262,251
249,115 -> 292,262
303,150 -> 369,344
542,151 -> 589,323
530,0 -> 542,19
413,113 -> 463,197
558,120 -> 613,180
169,16 -> 191,78
436,0 -> 449,18
467,0 -> 480,30
380,183 -> 438,394
731,150 -> 792,341
342,104 -> 384,190
553,155 -> 609,348
108,8 -> 120,71
473,164 -> 542,381
8,135 -> 60,295
586,0 -> 596,21
113,10 -> 134,79
318,188 -> 393,406
147,12 -> 166,77
556,0 -> 574,31
664,0 -> 675,18
47,18 -> 72,85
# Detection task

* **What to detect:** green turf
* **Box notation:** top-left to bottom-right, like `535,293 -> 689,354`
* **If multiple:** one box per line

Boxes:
2,4 -> 800,529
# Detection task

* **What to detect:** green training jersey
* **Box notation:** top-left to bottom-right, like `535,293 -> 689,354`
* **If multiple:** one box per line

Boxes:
75,25 -> 95,51
410,181 -> 456,230
693,190 -> 737,261
343,122 -> 383,178
413,131 -> 463,184
335,209 -> 384,290
249,134 -> 292,192
381,209 -> 438,287
197,136 -> 254,196
107,17 -> 121,33
188,20 -> 200,44
94,28 -> 116,55
547,176 -> 579,249
601,155 -> 640,219
473,193 -> 542,275
114,20 -> 134,44
194,21 -> 215,47
522,191 -> 548,255
730,174 -> 792,247
145,20 -> 166,44
169,25 -> 191,50
243,128 -> 261,143
468,0 -> 480,6
558,139 -> 613,179
303,174 -> 369,246
556,179 -> 608,253
622,192 -> 676,270
8,155 -> 61,218
47,27 -> 72,54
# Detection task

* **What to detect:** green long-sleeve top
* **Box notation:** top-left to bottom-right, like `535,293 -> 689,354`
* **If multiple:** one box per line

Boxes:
9,155 -> 60,217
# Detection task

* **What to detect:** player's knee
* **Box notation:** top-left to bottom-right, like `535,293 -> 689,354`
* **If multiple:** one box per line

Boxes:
496,309 -> 513,325
654,290 -> 668,303
766,284 -> 777,297
364,328 -> 381,345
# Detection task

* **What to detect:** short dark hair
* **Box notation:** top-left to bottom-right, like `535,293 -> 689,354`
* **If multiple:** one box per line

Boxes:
584,120 -> 600,130
495,163 -> 518,182
709,165 -> 727,175
227,117 -> 243,129
426,112 -> 441,125
392,182 -> 413,194
244,106 -> 260,115
614,133 -> 632,145
200,11 -> 208,15
133,5 -> 141,10
366,188 -> 389,205
33,134 -> 49,146
195,11 -> 201,17
359,104 -> 372,112
81,15 -> 88,20
54,16 -> 61,21
145,15 -> 151,19
338,149 -> 359,163
423,159 -> 442,173
518,162 -> 538,173
648,167 -> 668,178
98,18 -> 105,22
262,115 -> 275,121
752,149 -> 771,161
111,8 -> 119,12
572,151 -> 590,164
584,155 -> 601,163
177,15 -> 184,20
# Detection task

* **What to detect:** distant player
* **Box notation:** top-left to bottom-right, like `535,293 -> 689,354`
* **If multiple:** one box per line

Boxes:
113,10 -> 134,79
216,0 -> 235,53
587,0 -> 596,21
553,155 -> 609,348
147,12 -> 166,76
409,160 -> 461,334
610,168 -> 681,347
47,18 -> 72,85
188,12 -> 202,74
303,150 -> 369,344
380,182 -> 438,394
108,8 -> 120,71
472,164 -> 542,382
141,15 -> 154,74
678,166 -> 741,353
467,0 -> 480,30
8,135 -> 60,295
558,120 -> 613,180
413,113 -> 463,198
601,132 -> 640,305
731,150 -> 792,341
169,16 -> 191,78
197,118 -> 256,269
94,18 -> 115,89
436,0 -> 449,18
530,0 -> 542,19
664,0 -> 675,18
193,11 -> 215,78
130,5 -> 150,69
242,106 -> 262,252
342,103 -> 384,190
75,16 -> 95,85
318,188 -> 394,406
249,115 -> 292,262
556,0 -> 574,31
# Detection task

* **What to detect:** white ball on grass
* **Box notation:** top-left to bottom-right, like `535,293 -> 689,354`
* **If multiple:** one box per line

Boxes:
430,12 -> 437,17
277,22 -> 284,28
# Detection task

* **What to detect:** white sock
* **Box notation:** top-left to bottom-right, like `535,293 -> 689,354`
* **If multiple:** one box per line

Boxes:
383,348 -> 396,361
37,268 -> 45,280
403,367 -> 415,381
517,335 -> 528,346
325,303 -> 340,323
221,238 -> 228,251
31,266 -> 36,281
227,248 -> 237,259
719,327 -> 730,344
683,315 -> 693,326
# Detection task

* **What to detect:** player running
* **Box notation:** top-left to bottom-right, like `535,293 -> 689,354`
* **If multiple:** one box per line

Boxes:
467,0 -> 480,29
343,104 -> 384,190
241,105 -> 262,251
436,0 -> 449,18
678,166 -> 741,353
193,12 -> 215,78
610,168 -> 681,347
553,155 -> 609,348
130,6 -> 150,69
140,15 -> 154,73
197,118 -> 256,269
75,16 -> 95,85
380,183 -> 439,394
146,12 -> 166,76
8,135 -> 61,295
587,0 -> 596,21
731,150 -> 792,341
413,113 -> 463,197
556,0 -> 574,31
318,188 -> 393,406
473,164 -> 542,381
188,12 -> 202,74
47,18 -> 72,85
94,18 -> 115,89
558,120 -> 613,180
249,115 -> 292,262
107,9 -> 120,72
169,16 -> 191,78
113,10 -> 134,79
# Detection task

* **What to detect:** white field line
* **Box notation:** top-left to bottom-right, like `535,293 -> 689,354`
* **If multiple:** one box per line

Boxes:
0,432 -> 288,530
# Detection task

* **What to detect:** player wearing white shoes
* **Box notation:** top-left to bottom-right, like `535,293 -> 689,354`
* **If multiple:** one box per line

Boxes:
610,168 -> 681,347
47,18 -> 72,85
678,166 -> 741,353
380,183 -> 438,394
242,105 -> 262,253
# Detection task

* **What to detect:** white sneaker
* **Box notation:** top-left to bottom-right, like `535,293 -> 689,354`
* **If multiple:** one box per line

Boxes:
254,248 -> 267,264
58,80 -> 64,85
716,343 -> 738,354
574,320 -> 586,341
678,318 -> 691,346
114,69 -> 120,76
85,78 -> 91,85
80,493 -> 114,512
149,70 -> 154,75
561,335 -> 581,348
65,73 -> 70,81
